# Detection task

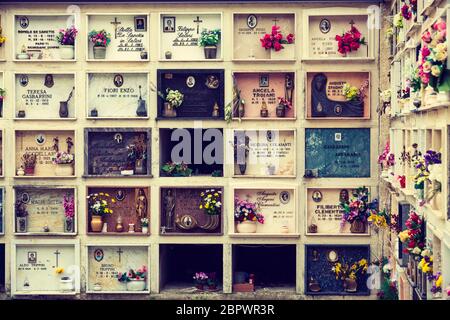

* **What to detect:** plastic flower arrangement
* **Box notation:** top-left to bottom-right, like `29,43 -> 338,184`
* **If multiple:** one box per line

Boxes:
193,272 -> 209,285
418,250 -> 433,275
399,210 -> 425,257
88,29 -> 111,47
401,3 -> 412,20
52,151 -> 74,164
55,267 -> 64,274
376,257 -> 399,300
260,25 -> 294,51
87,192 -> 115,216
56,26 -> 78,46
0,26 -> 6,47
393,12 -> 404,29
342,80 -> 369,101
277,97 -> 292,109
165,88 -> 184,108
378,141 -> 395,170
199,29 -> 221,47
63,194 -> 75,221
424,149 -> 441,166
199,189 -> 222,215
161,161 -> 192,177
140,217 -> 149,227
368,208 -> 389,230
331,258 -> 368,281
234,197 -> 264,224
412,154 -> 429,189
340,187 -> 378,228
335,24 -> 366,55
430,272 -> 442,294
118,266 -> 147,282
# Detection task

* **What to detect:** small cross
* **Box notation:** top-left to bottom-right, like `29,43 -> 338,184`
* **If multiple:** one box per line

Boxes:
349,19 -> 355,27
54,250 -> 60,267
117,247 -> 123,263
193,16 -> 203,34
110,17 -> 121,39
272,17 -> 279,26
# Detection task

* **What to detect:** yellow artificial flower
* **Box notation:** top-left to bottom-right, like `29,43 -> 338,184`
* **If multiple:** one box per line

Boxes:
436,275 -> 442,287
55,267 -> 64,274
199,205 -> 203,209
105,193 -> 110,197
205,203 -> 209,209
399,230 -> 410,243
111,199 -> 116,203
99,192 -> 104,196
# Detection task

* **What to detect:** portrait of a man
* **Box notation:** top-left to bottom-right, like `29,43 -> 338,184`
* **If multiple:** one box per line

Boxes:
163,16 -> 176,33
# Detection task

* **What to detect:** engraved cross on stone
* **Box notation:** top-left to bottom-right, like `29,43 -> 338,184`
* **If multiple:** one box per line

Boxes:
117,247 -> 123,263
110,17 -> 121,39
193,16 -> 203,34
54,250 -> 60,267
272,17 -> 279,26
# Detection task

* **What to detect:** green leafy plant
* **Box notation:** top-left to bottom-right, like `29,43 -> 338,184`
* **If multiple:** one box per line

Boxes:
0,88 -> 5,98
165,89 -> 184,108
161,161 -> 193,177
199,29 -> 221,47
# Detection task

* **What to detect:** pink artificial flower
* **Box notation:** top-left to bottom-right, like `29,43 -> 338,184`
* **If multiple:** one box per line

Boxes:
286,33 -> 294,44
433,19 -> 446,32
421,31 -> 432,43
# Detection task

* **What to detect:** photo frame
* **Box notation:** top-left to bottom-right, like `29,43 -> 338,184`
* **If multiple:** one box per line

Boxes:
134,16 -> 147,32
259,74 -> 269,87
163,16 -> 176,33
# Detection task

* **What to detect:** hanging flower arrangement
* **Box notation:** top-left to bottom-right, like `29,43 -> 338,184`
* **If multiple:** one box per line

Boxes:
340,187 -> 378,228
398,210 -> 425,257
393,13 -> 404,29
401,2 -> 412,20
260,25 -> 294,51
412,154 -> 429,189
335,23 -> 366,55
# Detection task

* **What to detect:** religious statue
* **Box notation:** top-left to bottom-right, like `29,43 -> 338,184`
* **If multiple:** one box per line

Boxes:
136,188 -> 148,219
311,73 -> 364,117
164,189 -> 175,229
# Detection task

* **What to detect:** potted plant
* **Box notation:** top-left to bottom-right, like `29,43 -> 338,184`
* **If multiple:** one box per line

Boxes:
276,97 -> 292,118
118,266 -> 147,291
0,87 -> 5,118
56,267 -> 74,291
234,197 -> 264,233
63,194 -> 75,233
15,200 -> 28,233
56,25 -> 77,60
331,257 -> 368,292
87,192 -> 115,232
340,187 -> 377,234
141,217 -> 149,234
161,161 -> 193,177
162,88 -> 184,117
199,189 -> 222,230
88,29 -> 111,59
21,152 -> 37,176
126,135 -> 147,175
260,25 -> 295,60
193,272 -> 208,291
199,28 -> 221,59
52,137 -> 74,176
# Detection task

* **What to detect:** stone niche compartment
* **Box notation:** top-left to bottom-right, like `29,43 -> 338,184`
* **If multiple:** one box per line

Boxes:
0,244 -> 4,292
87,72 -> 149,119
85,128 -> 151,177
0,130 -> 3,176
15,130 -> 76,178
160,13 -> 222,61
15,73 -> 76,119
305,128 -> 370,178
160,244 -> 223,292
0,188 -> 3,234
87,14 -> 150,61
233,129 -> 296,177
305,245 -> 370,296
12,241 -> 79,295
157,69 -> 224,119
159,128 -> 223,176
305,187 -> 370,236
160,187 -> 223,235
233,13 -> 296,60
87,245 -> 149,293
305,13 -> 370,60
14,186 -> 76,235
0,72 -> 4,118
306,72 -> 370,119
233,72 -> 295,120
233,188 -> 297,235
232,245 -> 296,292
14,14 -> 76,61
86,186 -> 150,235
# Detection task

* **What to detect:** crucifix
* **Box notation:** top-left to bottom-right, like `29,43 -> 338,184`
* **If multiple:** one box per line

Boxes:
193,16 -> 203,34
110,17 -> 121,39
54,250 -> 61,268
272,17 -> 279,26
349,19 -> 355,28
117,247 -> 123,263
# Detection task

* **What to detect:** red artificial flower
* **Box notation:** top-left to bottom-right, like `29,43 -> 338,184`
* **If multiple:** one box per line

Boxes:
286,33 -> 294,44
273,41 -> 282,51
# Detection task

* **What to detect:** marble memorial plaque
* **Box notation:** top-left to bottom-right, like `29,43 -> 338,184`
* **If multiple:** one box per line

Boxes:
0,188 -> 3,234
308,15 -> 368,59
15,130 -> 75,177
14,15 -> 75,60
233,72 -> 295,119
0,245 -> 4,291
305,128 -> 370,177
87,73 -> 148,118
15,187 -> 75,233
15,73 -> 75,119
160,13 -> 221,60
234,188 -> 296,234
233,13 -> 295,60
306,72 -> 370,118
87,246 -> 148,292
15,244 -> 76,293
88,15 -> 149,61
233,129 -> 295,177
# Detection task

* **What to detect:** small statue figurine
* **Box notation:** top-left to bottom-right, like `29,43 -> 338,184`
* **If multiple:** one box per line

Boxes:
260,101 -> 269,117
136,188 -> 148,219
164,189 -> 175,229
212,102 -> 220,118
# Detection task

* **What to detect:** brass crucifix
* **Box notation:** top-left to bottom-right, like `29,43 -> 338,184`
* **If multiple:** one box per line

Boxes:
110,17 -> 121,39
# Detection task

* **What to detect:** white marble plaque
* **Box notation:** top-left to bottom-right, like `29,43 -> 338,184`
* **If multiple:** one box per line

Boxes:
160,13 -> 221,60
88,246 -> 148,292
87,73 -> 148,118
87,15 -> 149,61
15,244 -> 76,292
15,73 -> 75,119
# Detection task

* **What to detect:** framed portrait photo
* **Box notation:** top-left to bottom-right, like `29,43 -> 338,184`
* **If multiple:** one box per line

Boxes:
134,16 -> 147,32
163,16 -> 176,33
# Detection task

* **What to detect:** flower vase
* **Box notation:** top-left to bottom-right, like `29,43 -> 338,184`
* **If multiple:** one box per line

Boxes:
55,163 -> 73,176
59,101 -> 69,118
238,163 -> 247,175
350,219 -> 366,233
204,45 -> 217,59
237,103 -> 245,118
93,46 -> 106,59
59,45 -> 74,60
276,104 -> 286,117
163,102 -> 177,117
271,44 -> 295,60
24,167 -> 35,176
64,217 -> 74,233
142,226 -> 148,234
60,277 -> 74,291
236,220 -> 257,233
134,159 -> 146,175
343,278 -> 357,292
126,279 -> 146,291
16,217 -> 27,233
90,215 -> 103,232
